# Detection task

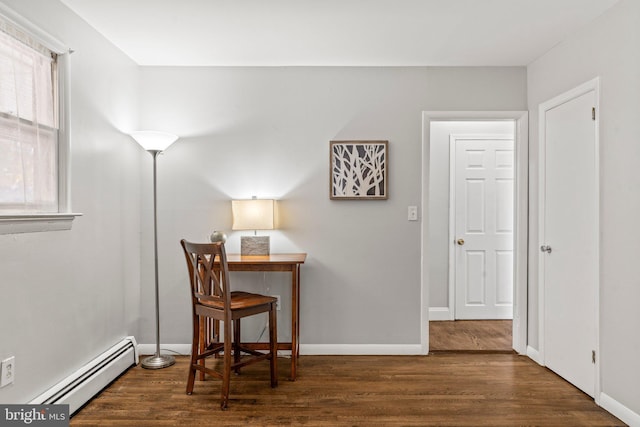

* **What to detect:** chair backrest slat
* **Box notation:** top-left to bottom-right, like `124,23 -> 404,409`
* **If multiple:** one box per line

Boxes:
180,239 -> 232,313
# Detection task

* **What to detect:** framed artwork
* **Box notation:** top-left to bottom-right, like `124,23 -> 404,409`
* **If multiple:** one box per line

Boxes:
330,140 -> 388,200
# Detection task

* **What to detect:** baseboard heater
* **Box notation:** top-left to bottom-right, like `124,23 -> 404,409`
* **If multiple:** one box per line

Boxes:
30,336 -> 139,415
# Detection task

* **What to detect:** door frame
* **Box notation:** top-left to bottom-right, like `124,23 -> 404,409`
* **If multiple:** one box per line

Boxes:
537,78 -> 600,402
448,133 -> 515,320
421,111 -> 529,355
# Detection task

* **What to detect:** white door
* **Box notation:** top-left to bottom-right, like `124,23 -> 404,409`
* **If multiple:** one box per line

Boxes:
453,136 -> 514,319
540,83 -> 598,397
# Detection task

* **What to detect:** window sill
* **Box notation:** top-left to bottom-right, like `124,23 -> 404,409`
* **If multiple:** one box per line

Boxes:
0,213 -> 83,235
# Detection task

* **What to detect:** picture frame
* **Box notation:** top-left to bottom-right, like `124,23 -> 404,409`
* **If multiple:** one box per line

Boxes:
330,140 -> 388,200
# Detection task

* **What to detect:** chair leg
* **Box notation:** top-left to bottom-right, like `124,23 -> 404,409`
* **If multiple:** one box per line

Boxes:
221,321 -> 232,410
186,314 -> 199,395
198,316 -> 206,381
269,304 -> 278,388
233,318 -> 241,375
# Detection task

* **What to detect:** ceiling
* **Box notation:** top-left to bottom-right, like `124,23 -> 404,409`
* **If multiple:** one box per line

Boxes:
60,0 -> 619,67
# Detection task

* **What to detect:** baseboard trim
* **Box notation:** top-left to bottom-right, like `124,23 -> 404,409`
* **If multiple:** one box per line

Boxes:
300,344 -> 422,355
30,337 -> 137,415
526,345 -> 543,365
137,344 -> 192,356
141,343 -> 423,356
429,307 -> 453,321
600,392 -> 640,426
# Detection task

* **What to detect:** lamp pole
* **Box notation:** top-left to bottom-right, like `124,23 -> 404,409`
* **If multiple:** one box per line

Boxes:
141,149 -> 175,369
129,131 -> 178,369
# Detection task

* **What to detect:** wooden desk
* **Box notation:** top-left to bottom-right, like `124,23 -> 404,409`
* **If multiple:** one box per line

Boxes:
215,253 -> 306,381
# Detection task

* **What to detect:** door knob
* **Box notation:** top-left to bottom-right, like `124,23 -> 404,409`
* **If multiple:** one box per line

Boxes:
457,239 -> 465,246
540,245 -> 552,253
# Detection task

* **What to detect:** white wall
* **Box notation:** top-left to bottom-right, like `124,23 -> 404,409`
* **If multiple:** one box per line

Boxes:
428,121 -> 515,310
0,0 -> 140,403
137,66 -> 526,348
527,0 -> 640,417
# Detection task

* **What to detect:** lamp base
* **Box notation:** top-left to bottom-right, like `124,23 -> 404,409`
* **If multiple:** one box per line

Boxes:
141,354 -> 175,369
241,236 -> 270,255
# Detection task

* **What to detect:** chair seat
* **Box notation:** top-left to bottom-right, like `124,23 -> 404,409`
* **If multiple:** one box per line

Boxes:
200,291 -> 277,310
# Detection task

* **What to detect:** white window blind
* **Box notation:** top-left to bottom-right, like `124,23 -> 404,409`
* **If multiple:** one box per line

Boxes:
0,24 -> 59,214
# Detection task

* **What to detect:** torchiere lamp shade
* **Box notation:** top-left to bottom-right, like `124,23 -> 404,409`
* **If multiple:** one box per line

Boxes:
130,131 -> 178,152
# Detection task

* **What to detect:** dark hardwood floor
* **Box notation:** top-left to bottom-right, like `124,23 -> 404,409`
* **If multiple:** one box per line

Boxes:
430,320 -> 513,352
70,354 -> 623,426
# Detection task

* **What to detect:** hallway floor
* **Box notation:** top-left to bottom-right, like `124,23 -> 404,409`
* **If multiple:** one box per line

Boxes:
429,320 -> 513,352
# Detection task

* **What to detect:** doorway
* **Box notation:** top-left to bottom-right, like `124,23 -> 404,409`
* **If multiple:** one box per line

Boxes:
421,111 -> 529,355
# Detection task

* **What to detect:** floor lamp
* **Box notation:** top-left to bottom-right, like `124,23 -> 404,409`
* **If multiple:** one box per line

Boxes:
130,130 -> 178,369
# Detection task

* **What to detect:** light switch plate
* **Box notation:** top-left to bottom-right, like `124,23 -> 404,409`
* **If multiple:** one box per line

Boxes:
408,206 -> 418,221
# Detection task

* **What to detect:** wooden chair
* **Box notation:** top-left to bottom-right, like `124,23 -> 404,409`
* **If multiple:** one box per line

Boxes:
180,239 -> 278,410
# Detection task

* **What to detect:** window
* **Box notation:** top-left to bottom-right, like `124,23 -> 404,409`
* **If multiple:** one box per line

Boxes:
0,7 -> 78,233
0,27 -> 58,213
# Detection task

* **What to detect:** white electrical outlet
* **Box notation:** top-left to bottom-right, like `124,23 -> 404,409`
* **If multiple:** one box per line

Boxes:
1,356 -> 15,387
273,295 -> 281,311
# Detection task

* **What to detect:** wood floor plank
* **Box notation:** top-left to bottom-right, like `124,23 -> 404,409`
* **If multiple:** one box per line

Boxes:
70,354 -> 623,426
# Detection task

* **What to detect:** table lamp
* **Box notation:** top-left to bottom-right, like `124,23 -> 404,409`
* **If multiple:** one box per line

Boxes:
130,130 -> 178,369
232,198 -> 275,255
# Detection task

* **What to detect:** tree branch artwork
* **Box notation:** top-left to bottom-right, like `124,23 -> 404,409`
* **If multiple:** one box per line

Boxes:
330,141 -> 388,200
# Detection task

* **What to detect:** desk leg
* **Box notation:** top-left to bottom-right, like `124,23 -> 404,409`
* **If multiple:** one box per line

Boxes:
290,264 -> 301,381
298,265 -> 301,354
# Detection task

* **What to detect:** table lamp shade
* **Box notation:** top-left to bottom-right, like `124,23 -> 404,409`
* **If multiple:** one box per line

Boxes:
232,199 -> 275,231
130,131 -> 179,152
